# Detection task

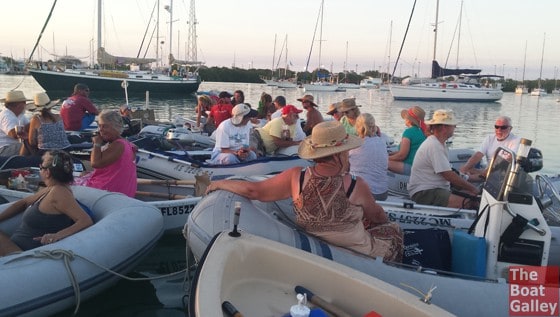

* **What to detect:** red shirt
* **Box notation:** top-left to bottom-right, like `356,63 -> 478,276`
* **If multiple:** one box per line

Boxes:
60,94 -> 99,131
209,100 -> 233,128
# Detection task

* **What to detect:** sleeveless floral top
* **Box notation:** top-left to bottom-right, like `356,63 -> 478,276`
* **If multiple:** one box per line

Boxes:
37,117 -> 71,150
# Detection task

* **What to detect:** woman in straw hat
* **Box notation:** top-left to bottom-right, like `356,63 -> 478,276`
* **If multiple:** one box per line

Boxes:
408,109 -> 480,209
349,113 -> 389,201
206,121 -> 403,262
0,90 -> 31,156
338,98 -> 361,135
26,92 -> 71,156
388,106 -> 427,175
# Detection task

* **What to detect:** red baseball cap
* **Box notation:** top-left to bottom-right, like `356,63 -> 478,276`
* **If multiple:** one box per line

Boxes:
281,105 -> 303,116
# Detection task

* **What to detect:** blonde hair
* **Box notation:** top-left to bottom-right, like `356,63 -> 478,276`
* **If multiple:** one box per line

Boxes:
355,113 -> 378,138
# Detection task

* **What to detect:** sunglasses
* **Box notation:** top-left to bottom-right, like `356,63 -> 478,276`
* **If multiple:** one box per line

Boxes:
494,125 -> 510,130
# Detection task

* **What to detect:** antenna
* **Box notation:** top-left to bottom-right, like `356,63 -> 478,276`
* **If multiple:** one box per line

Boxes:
186,0 -> 198,64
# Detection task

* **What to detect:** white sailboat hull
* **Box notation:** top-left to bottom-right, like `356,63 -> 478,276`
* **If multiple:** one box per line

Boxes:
391,83 -> 503,102
303,83 -> 339,92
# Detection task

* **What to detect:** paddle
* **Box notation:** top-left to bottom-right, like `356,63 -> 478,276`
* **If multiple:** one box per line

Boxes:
135,191 -> 188,200
137,178 -> 197,186
294,285 -> 352,317
222,301 -> 243,317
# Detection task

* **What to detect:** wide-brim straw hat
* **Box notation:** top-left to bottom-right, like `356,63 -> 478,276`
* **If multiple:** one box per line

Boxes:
400,106 -> 426,127
0,90 -> 31,104
326,102 -> 340,115
426,109 -> 459,126
338,97 -> 361,112
298,121 -> 363,160
26,92 -> 60,111
297,94 -> 317,107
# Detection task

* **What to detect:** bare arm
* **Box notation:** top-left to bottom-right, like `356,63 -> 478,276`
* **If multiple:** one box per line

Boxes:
90,138 -> 125,168
206,167 -> 299,201
34,187 -> 93,244
0,188 -> 50,222
440,170 -> 480,196
388,137 -> 411,161
459,151 -> 484,174
348,176 -> 388,225
271,135 -> 300,148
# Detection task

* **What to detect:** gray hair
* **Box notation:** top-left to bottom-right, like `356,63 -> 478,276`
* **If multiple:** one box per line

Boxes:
496,116 -> 512,126
98,109 -> 124,134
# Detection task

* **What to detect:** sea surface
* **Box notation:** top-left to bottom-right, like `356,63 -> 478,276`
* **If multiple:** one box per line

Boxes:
1,74 -> 560,315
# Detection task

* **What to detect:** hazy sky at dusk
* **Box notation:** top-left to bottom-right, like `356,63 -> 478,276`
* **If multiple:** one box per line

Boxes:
2,0 -> 560,80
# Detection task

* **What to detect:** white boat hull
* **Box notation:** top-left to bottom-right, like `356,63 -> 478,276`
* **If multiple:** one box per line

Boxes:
391,83 -> 503,102
186,160 -> 560,317
303,83 -> 339,92
0,186 -> 163,317
135,149 -> 313,181
189,231 -> 453,317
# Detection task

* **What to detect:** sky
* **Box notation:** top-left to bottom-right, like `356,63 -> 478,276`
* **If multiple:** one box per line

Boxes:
2,0 -> 560,80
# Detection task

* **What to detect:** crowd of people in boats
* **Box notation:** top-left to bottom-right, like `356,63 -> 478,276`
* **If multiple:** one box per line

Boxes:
0,85 -> 523,263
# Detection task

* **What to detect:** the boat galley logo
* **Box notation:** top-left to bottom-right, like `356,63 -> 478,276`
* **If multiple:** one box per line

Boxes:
509,266 -> 559,316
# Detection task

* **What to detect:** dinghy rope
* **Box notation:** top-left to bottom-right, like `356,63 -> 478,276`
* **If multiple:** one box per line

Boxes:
5,248 -> 194,315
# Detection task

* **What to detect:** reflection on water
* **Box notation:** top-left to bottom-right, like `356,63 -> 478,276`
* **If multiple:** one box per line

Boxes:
1,75 -> 558,174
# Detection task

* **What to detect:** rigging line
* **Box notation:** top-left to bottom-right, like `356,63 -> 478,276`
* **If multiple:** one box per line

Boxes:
391,0 -> 417,79
304,0 -> 323,74
26,0 -> 58,65
275,35 -> 287,71
138,1 -> 158,59
13,0 -> 57,91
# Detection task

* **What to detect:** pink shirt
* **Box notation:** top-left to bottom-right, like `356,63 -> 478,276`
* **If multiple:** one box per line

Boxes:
86,139 -> 137,197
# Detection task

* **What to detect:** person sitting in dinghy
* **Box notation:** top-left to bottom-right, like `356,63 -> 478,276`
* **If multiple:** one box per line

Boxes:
253,105 -> 306,156
408,110 -> 480,209
459,115 -> 520,178
73,110 -> 137,197
0,150 -> 93,256
206,121 -> 404,262
388,106 -> 427,175
209,104 -> 258,165
349,113 -> 389,201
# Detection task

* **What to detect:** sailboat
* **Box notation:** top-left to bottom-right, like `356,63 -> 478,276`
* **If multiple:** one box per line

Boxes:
531,33 -> 547,96
29,0 -> 201,96
390,0 -> 503,102
303,0 -> 338,92
515,41 -> 529,94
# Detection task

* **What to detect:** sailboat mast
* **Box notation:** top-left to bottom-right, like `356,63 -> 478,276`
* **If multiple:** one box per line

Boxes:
285,35 -> 289,78
387,21 -> 392,82
521,40 -> 527,84
168,0 -> 173,66
318,0 -> 324,70
432,0 -> 440,61
456,0 -> 463,68
97,0 -> 102,51
538,33 -> 546,88
271,34 -> 277,78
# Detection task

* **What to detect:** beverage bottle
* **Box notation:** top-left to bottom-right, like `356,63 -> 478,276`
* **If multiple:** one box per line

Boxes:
281,124 -> 290,141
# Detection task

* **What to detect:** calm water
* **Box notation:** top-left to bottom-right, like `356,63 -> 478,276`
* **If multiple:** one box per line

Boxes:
2,74 -> 560,315
2,74 -> 559,174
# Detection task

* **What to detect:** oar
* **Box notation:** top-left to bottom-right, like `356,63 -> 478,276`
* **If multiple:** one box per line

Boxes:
222,301 -> 243,317
294,285 -> 352,317
135,191 -> 188,200
137,178 -> 196,186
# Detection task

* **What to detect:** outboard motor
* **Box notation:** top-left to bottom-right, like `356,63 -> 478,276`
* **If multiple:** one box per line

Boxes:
524,147 -> 543,173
